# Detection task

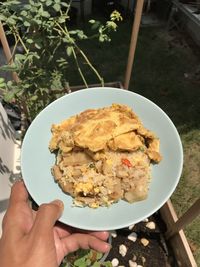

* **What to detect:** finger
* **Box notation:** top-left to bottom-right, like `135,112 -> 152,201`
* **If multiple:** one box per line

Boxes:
85,231 -> 109,241
54,222 -> 72,239
30,200 -> 64,236
70,229 -> 109,241
61,233 -> 111,256
9,180 -> 29,207
2,180 -> 29,233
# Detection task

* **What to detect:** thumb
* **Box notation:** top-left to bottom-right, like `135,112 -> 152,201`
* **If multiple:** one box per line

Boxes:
30,200 -> 64,236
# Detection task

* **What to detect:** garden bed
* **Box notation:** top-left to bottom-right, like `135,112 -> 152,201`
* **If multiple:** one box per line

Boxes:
106,213 -> 176,267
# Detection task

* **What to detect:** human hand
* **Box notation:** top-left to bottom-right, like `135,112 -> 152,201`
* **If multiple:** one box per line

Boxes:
0,180 -> 110,267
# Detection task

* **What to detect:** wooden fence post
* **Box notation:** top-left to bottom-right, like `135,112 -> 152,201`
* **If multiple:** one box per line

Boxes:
166,198 -> 200,239
124,0 -> 144,90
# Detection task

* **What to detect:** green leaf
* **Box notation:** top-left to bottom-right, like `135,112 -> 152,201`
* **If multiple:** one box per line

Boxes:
0,14 -> 7,21
58,16 -> 66,23
35,43 -> 41,49
85,258 -> 91,265
46,0 -> 52,6
89,19 -> 95,24
77,30 -> 87,40
24,4 -> 31,10
68,30 -> 77,35
6,17 -> 16,25
41,11 -> 50,17
61,2 -> 69,7
33,18 -> 42,25
99,35 -> 105,42
26,39 -> 34,44
66,46 -> 73,57
0,79 -> 6,88
53,3 -> 61,11
29,0 -> 36,5
24,21 -> 31,27
103,262 -> 112,267
15,54 -> 26,60
4,90 -> 16,102
30,95 -> 38,101
7,81 -> 13,87
0,64 -> 17,71
96,252 -> 103,260
20,10 -> 28,16
10,0 -> 20,4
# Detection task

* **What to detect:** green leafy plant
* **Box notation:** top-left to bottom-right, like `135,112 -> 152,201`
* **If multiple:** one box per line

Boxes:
0,0 -> 122,129
61,249 -> 112,267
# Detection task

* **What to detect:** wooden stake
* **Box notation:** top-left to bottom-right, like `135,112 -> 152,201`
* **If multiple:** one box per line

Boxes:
160,200 -> 198,267
166,198 -> 200,239
124,0 -> 144,90
0,22 -> 19,82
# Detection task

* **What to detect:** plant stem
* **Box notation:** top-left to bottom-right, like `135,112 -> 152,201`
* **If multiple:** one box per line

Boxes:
76,45 -> 104,87
55,22 -> 104,87
71,47 -> 88,88
13,27 -> 29,54
11,33 -> 19,60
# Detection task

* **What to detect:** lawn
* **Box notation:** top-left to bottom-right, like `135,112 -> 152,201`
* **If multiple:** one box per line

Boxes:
67,16 -> 200,264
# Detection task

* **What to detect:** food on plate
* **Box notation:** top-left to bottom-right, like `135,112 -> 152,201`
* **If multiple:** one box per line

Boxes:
49,104 -> 162,208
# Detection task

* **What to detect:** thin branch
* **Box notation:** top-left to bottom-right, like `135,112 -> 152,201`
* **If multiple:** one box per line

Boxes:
13,26 -> 29,54
75,44 -> 104,87
11,36 -> 19,59
71,47 -> 88,88
55,22 -> 104,87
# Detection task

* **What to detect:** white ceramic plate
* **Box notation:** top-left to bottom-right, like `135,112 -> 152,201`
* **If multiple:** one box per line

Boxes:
21,87 -> 183,230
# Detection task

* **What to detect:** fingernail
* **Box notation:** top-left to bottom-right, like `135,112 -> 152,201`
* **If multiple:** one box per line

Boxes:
51,200 -> 64,211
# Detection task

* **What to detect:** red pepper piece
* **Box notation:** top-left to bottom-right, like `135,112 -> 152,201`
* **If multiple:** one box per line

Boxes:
121,158 -> 132,168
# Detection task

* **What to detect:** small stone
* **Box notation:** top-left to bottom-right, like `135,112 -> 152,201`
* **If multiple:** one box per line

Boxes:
132,254 -> 137,261
129,260 -> 137,267
110,230 -> 117,238
111,258 -> 119,267
141,238 -> 149,246
141,256 -> 146,264
128,224 -> 135,230
128,232 -> 137,242
119,244 -> 127,257
146,221 -> 156,230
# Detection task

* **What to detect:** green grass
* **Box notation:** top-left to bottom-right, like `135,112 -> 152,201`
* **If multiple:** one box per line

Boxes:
67,18 -> 200,264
